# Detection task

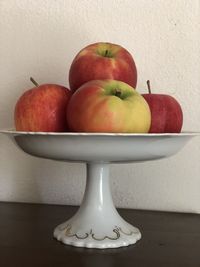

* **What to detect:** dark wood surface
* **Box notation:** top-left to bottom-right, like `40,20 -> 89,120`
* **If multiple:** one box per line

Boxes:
0,202 -> 200,267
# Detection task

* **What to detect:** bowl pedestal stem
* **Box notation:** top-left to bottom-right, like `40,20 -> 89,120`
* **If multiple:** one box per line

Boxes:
54,163 -> 141,249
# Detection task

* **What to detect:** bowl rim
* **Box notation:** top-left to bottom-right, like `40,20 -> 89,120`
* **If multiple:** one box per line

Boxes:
0,129 -> 199,137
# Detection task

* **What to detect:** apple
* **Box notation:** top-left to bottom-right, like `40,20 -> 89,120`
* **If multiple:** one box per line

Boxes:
66,79 -> 151,133
15,77 -> 71,132
69,42 -> 137,92
142,80 -> 183,133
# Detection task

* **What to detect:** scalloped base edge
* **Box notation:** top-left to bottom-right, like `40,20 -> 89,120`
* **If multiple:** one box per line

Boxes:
53,226 -> 141,249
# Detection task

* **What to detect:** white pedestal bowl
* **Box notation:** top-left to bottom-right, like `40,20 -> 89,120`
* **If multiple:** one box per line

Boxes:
1,130 -> 198,249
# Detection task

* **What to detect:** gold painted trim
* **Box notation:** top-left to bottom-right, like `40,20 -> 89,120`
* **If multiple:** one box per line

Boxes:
58,224 -> 135,241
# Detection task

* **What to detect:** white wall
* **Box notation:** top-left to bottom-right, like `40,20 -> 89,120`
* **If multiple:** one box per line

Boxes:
0,0 -> 200,213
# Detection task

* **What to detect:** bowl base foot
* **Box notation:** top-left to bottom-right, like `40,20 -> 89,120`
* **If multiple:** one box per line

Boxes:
54,221 -> 141,249
54,163 -> 141,249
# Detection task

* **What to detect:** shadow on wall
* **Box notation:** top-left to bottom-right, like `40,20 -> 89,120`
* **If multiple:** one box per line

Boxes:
0,135 -> 85,204
0,135 -> 42,203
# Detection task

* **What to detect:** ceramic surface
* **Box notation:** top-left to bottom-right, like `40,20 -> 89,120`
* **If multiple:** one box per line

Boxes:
1,130 -> 198,248
0,130 -> 197,163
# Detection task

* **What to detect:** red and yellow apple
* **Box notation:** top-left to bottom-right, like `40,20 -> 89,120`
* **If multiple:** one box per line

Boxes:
15,78 -> 71,132
67,79 -> 151,133
69,42 -> 137,92
142,80 -> 183,133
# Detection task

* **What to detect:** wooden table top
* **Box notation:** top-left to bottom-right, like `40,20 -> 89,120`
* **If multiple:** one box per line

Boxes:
0,202 -> 199,267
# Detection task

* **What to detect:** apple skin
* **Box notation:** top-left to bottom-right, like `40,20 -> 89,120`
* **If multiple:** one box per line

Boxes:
66,80 -> 151,133
69,42 -> 137,92
142,93 -> 183,133
15,84 -> 71,132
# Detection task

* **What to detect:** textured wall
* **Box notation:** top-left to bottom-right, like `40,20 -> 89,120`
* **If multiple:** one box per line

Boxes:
0,0 -> 200,212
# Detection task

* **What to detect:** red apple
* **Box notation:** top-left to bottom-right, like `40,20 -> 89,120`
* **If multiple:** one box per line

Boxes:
15,77 -> 71,132
66,79 -> 151,133
142,80 -> 183,133
69,42 -> 137,92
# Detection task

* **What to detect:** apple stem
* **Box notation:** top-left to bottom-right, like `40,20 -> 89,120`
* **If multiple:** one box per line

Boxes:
147,80 -> 151,94
30,77 -> 39,87
114,89 -> 121,98
105,50 -> 108,57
